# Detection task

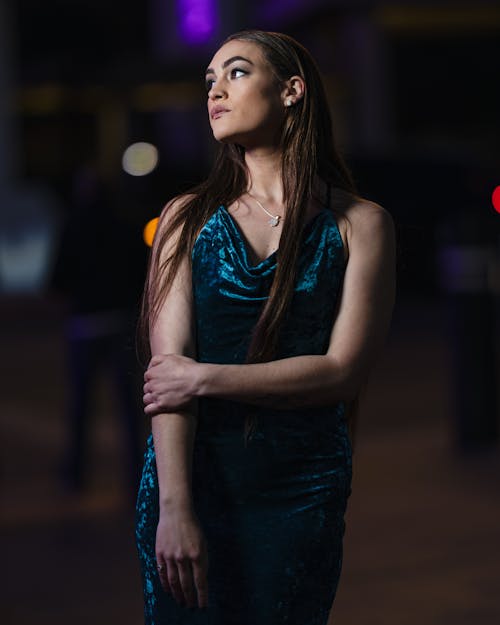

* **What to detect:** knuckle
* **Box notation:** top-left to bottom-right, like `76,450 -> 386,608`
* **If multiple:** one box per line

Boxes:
174,552 -> 188,564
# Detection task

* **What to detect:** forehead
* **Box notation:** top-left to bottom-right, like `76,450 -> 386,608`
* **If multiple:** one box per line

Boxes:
207,39 -> 266,72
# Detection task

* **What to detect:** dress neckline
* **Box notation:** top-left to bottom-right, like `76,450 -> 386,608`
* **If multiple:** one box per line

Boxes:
219,205 -> 330,270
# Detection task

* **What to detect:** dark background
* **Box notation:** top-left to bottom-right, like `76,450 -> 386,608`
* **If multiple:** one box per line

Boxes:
1,1 -> 499,624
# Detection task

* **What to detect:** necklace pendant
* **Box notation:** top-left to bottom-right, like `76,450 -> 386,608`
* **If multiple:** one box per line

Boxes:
268,215 -> 280,227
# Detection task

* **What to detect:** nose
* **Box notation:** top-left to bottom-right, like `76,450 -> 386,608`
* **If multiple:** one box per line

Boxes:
208,78 -> 226,101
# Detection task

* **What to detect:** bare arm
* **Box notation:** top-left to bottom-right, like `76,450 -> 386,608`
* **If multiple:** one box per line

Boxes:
198,201 -> 395,407
146,198 -> 208,610
144,200 -> 395,411
150,254 -> 197,509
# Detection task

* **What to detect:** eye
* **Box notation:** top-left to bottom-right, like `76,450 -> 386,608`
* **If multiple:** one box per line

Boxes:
205,77 -> 215,92
230,67 -> 247,79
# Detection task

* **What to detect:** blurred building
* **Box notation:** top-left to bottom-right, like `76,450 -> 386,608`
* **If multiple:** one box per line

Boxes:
1,1 -> 498,450
1,4 -> 499,625
2,0 -> 499,299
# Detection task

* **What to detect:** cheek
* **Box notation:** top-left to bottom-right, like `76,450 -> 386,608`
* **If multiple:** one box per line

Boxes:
208,88 -> 283,141
254,87 -> 284,122
238,93 -> 282,129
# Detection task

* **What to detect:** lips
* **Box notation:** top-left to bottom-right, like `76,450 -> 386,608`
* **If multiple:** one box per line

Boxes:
210,106 -> 230,120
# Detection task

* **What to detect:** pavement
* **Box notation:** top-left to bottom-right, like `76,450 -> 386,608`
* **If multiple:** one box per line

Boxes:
1,292 -> 499,625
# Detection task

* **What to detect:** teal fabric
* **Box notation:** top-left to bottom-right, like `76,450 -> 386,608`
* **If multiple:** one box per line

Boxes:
135,204 -> 352,625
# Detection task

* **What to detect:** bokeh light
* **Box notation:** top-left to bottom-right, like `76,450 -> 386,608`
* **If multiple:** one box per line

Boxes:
143,217 -> 159,247
492,186 -> 500,214
178,0 -> 218,44
122,142 -> 159,176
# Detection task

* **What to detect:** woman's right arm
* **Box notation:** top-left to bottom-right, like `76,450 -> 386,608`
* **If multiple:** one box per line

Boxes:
147,199 -> 208,610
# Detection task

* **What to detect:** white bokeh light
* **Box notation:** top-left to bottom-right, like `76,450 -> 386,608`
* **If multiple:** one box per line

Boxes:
122,142 -> 159,176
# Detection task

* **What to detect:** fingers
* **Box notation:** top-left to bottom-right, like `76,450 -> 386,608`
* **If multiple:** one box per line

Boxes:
143,381 -> 161,415
143,375 -> 155,396
156,559 -> 171,595
143,389 -> 155,405
142,388 -> 157,415
164,558 -> 206,609
166,559 -> 184,605
192,554 -> 209,609
143,382 -> 164,413
148,355 -> 163,368
144,403 -> 157,416
177,558 -> 197,608
143,379 -> 154,401
157,556 -> 208,609
147,354 -> 175,372
143,363 -> 158,382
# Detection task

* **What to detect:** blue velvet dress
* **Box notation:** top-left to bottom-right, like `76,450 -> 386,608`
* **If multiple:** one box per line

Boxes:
135,204 -> 352,625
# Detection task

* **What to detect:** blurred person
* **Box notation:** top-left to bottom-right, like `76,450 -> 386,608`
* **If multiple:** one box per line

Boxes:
51,163 -> 148,495
136,30 -> 395,624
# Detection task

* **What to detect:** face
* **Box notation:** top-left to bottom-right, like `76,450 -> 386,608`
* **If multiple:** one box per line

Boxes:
205,39 -> 286,148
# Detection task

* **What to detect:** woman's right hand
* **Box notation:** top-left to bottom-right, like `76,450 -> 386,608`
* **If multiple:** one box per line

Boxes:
155,505 -> 209,609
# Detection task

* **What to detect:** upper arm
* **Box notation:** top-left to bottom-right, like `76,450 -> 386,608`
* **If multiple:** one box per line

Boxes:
148,195 -> 196,358
149,256 -> 195,358
326,201 -> 396,396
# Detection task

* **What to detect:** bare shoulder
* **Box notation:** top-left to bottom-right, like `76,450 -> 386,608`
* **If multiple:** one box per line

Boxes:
153,193 -> 196,258
346,197 -> 394,241
331,189 -> 394,257
158,193 -> 196,226
345,198 -> 396,275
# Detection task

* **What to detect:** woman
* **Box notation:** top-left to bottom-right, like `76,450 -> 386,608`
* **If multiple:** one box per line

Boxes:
136,29 -> 395,625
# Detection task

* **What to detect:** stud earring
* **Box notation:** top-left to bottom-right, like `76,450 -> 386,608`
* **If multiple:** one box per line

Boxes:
285,98 -> 293,107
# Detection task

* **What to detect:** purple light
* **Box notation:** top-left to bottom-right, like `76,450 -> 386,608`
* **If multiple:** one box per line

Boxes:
177,0 -> 218,45
256,0 -> 308,24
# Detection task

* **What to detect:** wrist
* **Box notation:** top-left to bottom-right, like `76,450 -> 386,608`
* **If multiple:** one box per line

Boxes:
194,362 -> 219,398
159,494 -> 194,515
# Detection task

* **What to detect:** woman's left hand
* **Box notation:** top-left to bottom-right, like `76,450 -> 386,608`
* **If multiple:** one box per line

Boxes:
144,354 -> 201,415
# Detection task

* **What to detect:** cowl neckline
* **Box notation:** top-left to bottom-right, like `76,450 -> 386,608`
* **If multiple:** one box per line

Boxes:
218,205 -> 330,271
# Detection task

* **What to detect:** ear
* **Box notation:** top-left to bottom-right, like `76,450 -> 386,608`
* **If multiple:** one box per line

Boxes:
281,75 -> 305,107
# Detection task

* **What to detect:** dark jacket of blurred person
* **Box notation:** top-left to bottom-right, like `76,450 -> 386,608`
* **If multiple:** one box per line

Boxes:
51,164 -> 148,495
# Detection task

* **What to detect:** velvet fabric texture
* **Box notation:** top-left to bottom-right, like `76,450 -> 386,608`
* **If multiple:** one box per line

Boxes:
135,204 -> 352,624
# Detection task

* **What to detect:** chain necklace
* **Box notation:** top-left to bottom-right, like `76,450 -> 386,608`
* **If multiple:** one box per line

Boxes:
247,193 -> 282,227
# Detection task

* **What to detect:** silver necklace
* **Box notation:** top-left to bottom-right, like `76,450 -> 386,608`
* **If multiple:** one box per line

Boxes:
248,193 -> 282,227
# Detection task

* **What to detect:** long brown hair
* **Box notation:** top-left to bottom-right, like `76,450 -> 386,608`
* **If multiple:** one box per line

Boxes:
139,30 -> 357,435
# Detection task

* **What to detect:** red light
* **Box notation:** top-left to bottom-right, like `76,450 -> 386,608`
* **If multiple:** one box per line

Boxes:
492,186 -> 500,214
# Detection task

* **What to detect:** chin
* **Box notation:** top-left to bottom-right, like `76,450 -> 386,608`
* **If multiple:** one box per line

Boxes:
215,129 -> 261,149
210,119 -> 255,145
211,125 -> 241,143
212,134 -> 241,146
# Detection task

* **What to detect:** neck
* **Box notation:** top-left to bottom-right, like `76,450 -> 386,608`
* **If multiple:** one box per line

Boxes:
244,146 -> 284,204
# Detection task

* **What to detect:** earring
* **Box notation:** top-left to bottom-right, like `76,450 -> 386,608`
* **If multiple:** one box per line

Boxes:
285,98 -> 293,107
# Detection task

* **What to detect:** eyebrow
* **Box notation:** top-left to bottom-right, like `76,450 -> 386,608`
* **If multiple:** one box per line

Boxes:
205,55 -> 254,76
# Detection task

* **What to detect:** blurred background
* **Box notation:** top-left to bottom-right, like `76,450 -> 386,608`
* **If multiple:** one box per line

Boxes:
1,1 -> 499,623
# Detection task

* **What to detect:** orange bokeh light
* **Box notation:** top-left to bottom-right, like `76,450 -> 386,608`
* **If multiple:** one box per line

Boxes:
143,217 -> 159,247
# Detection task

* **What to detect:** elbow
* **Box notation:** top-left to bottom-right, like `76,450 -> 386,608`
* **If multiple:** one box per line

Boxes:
325,357 -> 366,403
343,366 -> 371,403
339,380 -> 361,403
333,374 -> 359,403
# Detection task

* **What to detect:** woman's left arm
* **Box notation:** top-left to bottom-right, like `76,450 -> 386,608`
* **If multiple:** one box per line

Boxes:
144,201 -> 395,412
